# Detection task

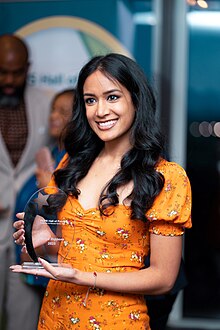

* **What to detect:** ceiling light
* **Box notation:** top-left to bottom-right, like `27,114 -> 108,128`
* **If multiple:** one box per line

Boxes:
197,1 -> 208,8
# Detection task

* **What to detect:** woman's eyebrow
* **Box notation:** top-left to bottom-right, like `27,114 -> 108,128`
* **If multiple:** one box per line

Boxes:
83,89 -> 121,97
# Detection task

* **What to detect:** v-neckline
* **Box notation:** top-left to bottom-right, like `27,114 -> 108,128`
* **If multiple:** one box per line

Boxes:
72,197 -> 130,214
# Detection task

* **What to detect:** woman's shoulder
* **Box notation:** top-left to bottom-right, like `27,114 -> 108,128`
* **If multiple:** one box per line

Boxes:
156,158 -> 189,181
146,158 -> 192,233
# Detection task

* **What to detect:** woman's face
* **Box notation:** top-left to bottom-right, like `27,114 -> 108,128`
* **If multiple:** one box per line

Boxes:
83,70 -> 135,146
49,93 -> 73,139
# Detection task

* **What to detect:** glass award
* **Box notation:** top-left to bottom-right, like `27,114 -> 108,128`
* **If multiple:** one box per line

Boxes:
22,186 -> 73,269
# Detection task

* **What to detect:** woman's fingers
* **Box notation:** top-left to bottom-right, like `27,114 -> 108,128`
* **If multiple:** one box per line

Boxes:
10,264 -> 52,277
13,220 -> 24,229
39,258 -> 59,277
13,219 -> 24,229
13,218 -> 25,245
13,228 -> 25,245
38,258 -> 75,281
38,258 -> 59,278
15,212 -> 25,220
10,258 -> 76,283
10,259 -> 57,280
21,245 -> 27,253
13,228 -> 24,239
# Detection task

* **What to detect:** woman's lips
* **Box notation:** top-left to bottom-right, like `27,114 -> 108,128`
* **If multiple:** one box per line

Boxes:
96,119 -> 118,130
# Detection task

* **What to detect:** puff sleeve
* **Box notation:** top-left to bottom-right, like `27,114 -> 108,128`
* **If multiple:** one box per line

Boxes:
147,160 -> 192,236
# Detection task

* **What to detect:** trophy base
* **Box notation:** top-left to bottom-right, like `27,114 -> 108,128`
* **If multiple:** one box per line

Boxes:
22,262 -> 59,269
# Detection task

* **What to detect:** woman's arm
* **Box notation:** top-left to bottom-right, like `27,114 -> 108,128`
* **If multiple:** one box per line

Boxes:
76,234 -> 183,295
35,168 -> 53,189
11,233 -> 183,296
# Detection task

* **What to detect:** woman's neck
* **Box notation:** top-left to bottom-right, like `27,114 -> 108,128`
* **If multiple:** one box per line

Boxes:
100,139 -> 132,162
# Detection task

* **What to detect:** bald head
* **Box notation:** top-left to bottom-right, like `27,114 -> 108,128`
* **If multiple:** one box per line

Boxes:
0,34 -> 29,63
0,34 -> 29,107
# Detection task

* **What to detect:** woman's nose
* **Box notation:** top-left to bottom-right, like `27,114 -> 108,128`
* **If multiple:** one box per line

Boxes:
50,109 -> 60,119
96,100 -> 110,117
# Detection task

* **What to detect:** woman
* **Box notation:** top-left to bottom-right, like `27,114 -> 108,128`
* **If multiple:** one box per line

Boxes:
11,53 -> 192,329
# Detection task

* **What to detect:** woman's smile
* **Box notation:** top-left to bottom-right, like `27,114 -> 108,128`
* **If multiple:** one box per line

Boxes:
96,119 -> 118,130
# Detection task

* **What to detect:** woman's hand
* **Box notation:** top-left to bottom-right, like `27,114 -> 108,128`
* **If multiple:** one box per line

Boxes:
13,213 -> 26,248
10,258 -> 77,283
13,212 -> 55,254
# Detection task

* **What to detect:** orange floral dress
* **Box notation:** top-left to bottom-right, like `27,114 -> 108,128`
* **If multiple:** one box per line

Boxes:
38,158 -> 192,330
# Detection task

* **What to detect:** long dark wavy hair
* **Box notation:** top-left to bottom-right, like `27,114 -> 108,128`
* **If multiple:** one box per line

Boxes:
54,53 -> 165,222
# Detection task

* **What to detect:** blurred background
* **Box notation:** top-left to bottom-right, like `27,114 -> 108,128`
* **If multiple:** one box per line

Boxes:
0,0 -> 220,328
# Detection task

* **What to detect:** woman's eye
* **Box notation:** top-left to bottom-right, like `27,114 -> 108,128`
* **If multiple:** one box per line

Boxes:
108,95 -> 118,101
85,98 -> 96,105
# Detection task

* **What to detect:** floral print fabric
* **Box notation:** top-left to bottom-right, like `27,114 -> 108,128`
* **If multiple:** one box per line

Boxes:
38,157 -> 192,329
